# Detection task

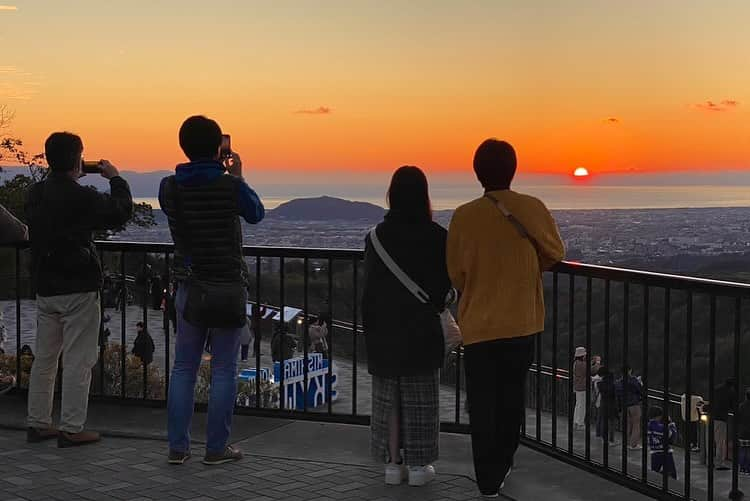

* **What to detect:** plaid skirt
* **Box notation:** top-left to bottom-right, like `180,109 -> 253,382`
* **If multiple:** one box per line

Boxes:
370,371 -> 440,466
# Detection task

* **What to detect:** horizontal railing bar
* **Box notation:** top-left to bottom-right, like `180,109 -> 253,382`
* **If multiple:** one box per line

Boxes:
555,261 -> 750,295
6,240 -> 750,296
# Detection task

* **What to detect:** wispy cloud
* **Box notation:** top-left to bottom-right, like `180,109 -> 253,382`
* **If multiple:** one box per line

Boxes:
0,5 -> 18,11
0,66 -> 18,74
294,106 -> 332,115
693,99 -> 740,112
604,117 -> 620,124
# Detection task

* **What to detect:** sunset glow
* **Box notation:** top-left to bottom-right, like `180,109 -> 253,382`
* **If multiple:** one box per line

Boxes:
573,168 -> 590,178
2,1 -> 749,178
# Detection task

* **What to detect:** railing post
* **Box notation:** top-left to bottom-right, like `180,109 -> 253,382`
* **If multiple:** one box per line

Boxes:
327,258 -> 334,415
683,291 -> 693,499
120,251 -> 127,399
568,273 -> 575,455
551,272 -> 559,449
730,296 -> 743,501
15,246 -> 21,389
708,295 -> 717,500
303,257 -> 309,413
352,258 -> 358,417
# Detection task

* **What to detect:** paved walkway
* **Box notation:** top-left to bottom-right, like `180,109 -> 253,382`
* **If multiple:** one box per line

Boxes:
0,397 -> 653,501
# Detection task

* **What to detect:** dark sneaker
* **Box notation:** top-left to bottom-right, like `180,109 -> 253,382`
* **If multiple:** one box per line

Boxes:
168,450 -> 191,465
27,427 -> 58,443
202,445 -> 243,465
58,430 -> 101,448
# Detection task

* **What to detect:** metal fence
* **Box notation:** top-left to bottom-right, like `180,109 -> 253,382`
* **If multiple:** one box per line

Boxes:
2,242 -> 750,501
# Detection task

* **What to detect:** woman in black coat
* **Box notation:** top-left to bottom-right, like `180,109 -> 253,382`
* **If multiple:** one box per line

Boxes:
363,166 -> 451,488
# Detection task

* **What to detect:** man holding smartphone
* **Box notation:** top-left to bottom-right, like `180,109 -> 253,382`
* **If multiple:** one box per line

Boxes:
159,116 -> 264,466
25,132 -> 133,447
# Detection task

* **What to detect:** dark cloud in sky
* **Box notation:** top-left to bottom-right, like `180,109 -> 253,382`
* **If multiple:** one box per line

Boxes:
294,106 -> 331,115
693,100 -> 740,112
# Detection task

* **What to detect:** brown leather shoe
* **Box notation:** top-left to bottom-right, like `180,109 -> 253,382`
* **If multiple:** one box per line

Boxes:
27,427 -> 58,443
58,430 -> 101,448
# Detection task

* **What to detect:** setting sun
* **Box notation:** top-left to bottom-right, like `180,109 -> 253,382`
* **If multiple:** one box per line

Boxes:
573,167 -> 590,177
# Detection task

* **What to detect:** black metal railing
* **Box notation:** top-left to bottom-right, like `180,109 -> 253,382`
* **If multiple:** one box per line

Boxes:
2,241 -> 750,501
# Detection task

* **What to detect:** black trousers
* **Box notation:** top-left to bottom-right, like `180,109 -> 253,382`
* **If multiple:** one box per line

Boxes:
464,335 -> 535,493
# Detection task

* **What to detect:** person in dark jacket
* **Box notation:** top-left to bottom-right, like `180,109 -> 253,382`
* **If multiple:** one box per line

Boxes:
159,115 -> 264,466
711,378 -> 737,470
363,166 -> 451,488
596,366 -> 619,445
132,322 -> 155,366
737,389 -> 750,474
25,131 -> 133,448
616,366 -> 643,449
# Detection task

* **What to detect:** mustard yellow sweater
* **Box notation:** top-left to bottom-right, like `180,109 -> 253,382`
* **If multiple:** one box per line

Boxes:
447,190 -> 565,345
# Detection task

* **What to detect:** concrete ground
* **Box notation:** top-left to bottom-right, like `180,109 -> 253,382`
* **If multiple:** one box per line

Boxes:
0,396 -> 653,501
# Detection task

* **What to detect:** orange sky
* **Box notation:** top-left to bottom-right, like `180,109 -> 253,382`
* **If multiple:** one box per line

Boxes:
2,1 -> 749,176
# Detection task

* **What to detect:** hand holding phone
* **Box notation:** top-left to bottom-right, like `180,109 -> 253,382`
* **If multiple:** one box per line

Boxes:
225,152 -> 243,178
220,134 -> 232,160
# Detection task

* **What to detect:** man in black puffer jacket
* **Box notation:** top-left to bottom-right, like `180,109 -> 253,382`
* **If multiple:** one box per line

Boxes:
159,115 -> 264,467
25,132 -> 133,448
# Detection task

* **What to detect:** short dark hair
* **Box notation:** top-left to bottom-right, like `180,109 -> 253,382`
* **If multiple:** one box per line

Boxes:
473,139 -> 517,190
45,132 -> 83,172
136,321 -> 144,328
179,115 -> 222,161
387,166 -> 432,222
648,406 -> 664,420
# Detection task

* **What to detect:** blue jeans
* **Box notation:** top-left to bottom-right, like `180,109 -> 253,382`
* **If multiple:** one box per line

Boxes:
167,284 -> 242,454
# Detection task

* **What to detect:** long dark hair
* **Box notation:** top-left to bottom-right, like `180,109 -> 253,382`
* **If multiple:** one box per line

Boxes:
386,165 -> 432,221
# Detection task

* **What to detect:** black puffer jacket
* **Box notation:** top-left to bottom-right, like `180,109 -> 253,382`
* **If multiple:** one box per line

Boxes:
26,172 -> 133,297
362,211 -> 451,377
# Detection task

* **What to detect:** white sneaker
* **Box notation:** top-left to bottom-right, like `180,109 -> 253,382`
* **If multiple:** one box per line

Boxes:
408,465 -> 436,486
384,463 -> 408,485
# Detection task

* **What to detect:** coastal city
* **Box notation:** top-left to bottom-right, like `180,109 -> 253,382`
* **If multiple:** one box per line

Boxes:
113,200 -> 750,275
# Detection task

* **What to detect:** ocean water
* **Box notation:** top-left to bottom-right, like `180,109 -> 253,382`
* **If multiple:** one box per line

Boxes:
134,184 -> 750,211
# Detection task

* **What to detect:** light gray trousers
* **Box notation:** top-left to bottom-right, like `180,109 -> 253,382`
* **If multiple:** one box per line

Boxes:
27,292 -> 100,433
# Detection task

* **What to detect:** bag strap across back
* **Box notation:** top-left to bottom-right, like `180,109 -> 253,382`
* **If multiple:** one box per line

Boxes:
484,193 -> 541,256
368,227 -> 431,305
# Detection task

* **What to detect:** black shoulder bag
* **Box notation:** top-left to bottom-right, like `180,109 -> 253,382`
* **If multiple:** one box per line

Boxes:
171,177 -> 247,329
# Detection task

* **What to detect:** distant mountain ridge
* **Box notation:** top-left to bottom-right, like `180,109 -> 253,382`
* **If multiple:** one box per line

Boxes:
271,196 -> 385,220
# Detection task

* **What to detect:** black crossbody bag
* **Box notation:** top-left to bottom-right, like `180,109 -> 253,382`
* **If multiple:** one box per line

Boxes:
171,177 -> 247,329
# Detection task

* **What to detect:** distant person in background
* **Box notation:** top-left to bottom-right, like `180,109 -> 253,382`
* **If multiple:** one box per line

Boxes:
0,202 -> 28,243
308,315 -> 329,358
648,406 -> 677,479
447,139 -> 564,497
712,378 -> 737,470
737,389 -> 750,475
573,347 -> 588,430
249,304 -> 266,358
132,321 -> 155,367
616,365 -> 644,450
239,323 -> 252,362
591,365 -> 603,429
26,131 -> 133,447
271,324 -> 296,362
596,366 -> 619,446
363,166 -> 451,488
0,310 -> 7,355
680,393 -> 704,452
151,274 -> 164,310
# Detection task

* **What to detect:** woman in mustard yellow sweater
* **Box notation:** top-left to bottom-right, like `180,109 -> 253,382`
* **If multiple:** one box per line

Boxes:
447,139 -> 564,498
